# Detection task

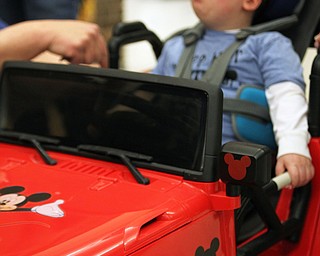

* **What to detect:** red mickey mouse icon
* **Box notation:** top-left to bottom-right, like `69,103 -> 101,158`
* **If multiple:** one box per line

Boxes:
224,153 -> 251,180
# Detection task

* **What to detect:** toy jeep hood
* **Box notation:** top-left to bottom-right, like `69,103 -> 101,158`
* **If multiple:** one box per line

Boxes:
0,62 -> 224,255
0,143 -> 212,255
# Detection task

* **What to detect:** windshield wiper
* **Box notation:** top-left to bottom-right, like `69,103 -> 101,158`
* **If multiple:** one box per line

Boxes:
78,145 -> 151,185
0,130 -> 59,165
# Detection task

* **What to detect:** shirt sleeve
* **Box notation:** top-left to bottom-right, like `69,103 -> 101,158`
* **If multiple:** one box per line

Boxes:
265,81 -> 311,159
257,32 -> 305,90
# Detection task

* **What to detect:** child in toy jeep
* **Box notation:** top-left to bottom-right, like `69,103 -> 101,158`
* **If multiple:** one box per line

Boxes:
152,0 -> 314,189
1,1 -> 320,256
107,0 -> 320,254
151,0 -> 320,254
0,55 -> 319,255
0,46 -> 319,256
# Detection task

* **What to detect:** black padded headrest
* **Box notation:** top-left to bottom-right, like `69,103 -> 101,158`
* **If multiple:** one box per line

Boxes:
253,0 -> 304,25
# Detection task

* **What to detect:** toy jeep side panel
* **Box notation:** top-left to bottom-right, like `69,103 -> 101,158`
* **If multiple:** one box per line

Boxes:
288,138 -> 320,256
259,137 -> 320,256
129,211 -> 236,256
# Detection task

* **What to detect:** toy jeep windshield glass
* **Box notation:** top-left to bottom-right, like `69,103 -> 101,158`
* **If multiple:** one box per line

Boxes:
0,61 -> 222,181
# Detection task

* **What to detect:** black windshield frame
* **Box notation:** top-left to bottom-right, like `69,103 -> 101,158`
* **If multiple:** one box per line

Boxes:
0,61 -> 222,182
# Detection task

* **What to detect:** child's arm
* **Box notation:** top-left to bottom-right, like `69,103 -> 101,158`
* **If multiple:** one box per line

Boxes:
266,82 -> 314,187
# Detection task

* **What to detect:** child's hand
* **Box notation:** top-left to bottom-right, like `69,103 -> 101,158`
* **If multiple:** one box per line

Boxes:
275,153 -> 314,188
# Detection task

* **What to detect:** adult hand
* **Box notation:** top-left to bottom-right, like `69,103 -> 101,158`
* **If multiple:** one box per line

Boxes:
46,20 -> 108,67
275,153 -> 314,188
0,20 -> 108,68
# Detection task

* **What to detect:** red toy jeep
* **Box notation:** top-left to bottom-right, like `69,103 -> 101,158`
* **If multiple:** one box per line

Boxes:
0,57 -> 319,256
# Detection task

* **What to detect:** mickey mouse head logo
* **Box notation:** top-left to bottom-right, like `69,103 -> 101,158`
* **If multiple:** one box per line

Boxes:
195,238 -> 219,256
224,153 -> 251,180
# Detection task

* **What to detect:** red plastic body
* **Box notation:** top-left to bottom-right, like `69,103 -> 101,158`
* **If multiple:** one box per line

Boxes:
260,137 -> 320,256
0,142 -> 239,256
2,139 -> 320,255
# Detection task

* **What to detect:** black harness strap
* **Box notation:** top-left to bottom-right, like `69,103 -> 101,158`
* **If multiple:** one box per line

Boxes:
223,98 -> 271,122
175,23 -> 249,86
174,18 -> 297,122
175,23 -> 267,120
174,23 -> 204,79
175,15 -> 298,84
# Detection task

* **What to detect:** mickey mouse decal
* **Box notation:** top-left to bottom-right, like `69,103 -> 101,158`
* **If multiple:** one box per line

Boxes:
224,153 -> 251,180
195,238 -> 220,256
0,186 -> 64,218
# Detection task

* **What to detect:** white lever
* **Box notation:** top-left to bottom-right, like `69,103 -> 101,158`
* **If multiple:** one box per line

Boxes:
272,172 -> 292,190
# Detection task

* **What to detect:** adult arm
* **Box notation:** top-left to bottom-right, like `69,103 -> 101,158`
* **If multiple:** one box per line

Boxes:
0,20 -> 108,68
